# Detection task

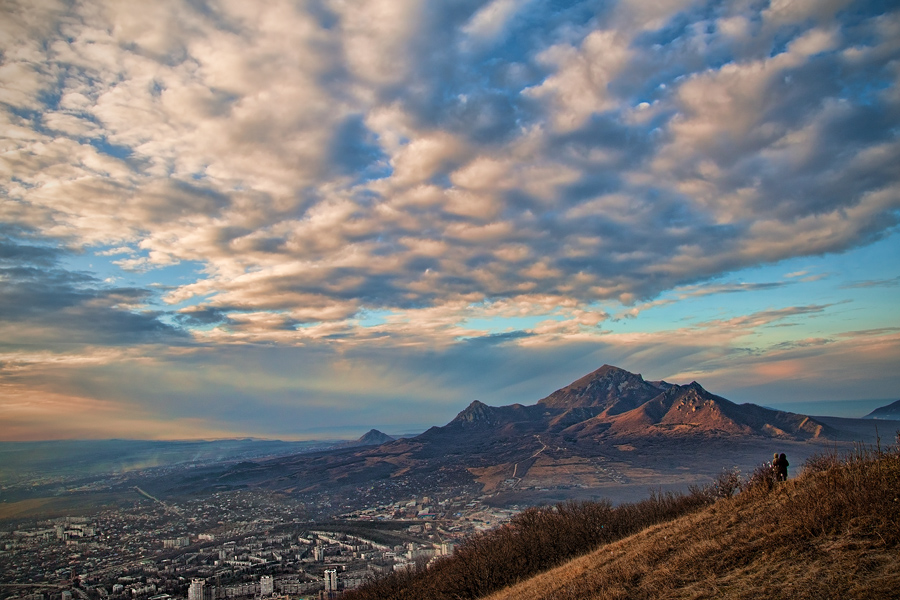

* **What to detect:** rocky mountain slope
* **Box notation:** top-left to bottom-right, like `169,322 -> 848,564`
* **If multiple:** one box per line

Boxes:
430,365 -> 834,440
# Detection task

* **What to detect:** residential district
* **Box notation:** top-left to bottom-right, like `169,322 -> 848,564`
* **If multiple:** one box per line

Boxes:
0,489 -> 521,600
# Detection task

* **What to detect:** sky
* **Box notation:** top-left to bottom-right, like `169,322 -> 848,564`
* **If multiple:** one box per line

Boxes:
1,0 -> 899,441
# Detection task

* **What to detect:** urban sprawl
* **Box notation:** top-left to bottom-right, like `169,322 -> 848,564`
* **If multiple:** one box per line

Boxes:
1,489 -> 521,600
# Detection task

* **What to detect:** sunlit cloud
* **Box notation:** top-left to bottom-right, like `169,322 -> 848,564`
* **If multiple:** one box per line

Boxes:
1,0 -> 898,439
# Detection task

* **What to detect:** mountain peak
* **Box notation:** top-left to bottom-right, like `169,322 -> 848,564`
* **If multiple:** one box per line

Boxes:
537,365 -> 661,414
339,429 -> 396,448
356,429 -> 395,446
436,365 -> 836,442
451,400 -> 496,426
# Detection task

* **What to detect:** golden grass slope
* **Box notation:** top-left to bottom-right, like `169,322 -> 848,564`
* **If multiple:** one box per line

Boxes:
483,449 -> 900,600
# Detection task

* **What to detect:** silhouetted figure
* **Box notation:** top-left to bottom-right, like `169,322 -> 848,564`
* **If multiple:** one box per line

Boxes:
773,452 -> 789,481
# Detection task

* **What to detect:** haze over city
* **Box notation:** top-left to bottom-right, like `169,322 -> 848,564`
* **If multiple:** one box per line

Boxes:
2,0 -> 899,441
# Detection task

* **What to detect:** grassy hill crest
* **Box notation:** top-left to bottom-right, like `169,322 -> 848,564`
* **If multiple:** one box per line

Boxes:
345,437 -> 900,600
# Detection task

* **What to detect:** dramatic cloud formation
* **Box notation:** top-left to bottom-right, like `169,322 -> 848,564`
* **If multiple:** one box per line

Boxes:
1,0 -> 898,439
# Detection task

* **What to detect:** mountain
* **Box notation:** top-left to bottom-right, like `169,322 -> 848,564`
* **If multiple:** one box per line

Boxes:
428,365 -> 831,441
139,365 -> 878,509
863,399 -> 900,420
354,429 -> 395,446
532,365 -> 832,439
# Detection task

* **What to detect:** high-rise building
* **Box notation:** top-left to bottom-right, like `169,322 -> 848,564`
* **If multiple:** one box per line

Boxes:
324,569 -> 338,592
188,578 -> 205,600
260,575 -> 274,596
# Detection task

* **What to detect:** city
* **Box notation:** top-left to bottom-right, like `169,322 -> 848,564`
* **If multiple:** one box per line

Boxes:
0,487 -> 521,600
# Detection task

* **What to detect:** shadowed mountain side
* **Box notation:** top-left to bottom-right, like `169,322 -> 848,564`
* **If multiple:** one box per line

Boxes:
863,399 -> 900,420
812,415 -> 900,442
445,400 -> 547,430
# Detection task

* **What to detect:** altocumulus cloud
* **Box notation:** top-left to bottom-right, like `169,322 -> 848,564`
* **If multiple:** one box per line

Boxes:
1,0 -> 899,438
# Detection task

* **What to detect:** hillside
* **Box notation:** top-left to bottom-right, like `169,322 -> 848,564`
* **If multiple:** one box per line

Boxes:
486,446 -> 900,600
345,440 -> 900,600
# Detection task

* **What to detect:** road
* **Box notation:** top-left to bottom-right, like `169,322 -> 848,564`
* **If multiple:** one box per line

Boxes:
511,435 -> 549,481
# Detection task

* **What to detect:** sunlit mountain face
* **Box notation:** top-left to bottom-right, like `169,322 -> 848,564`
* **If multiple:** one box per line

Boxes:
1,0 -> 899,442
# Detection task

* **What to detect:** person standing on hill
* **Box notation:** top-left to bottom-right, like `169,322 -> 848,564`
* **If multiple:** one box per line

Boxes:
773,452 -> 789,481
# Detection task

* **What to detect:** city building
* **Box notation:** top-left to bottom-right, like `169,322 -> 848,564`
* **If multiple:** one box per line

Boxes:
324,569 -> 337,592
188,578 -> 204,600
260,575 -> 274,596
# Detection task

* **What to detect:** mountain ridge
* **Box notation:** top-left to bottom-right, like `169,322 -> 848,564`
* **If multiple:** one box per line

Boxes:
137,365 -> 878,510
433,364 -> 834,441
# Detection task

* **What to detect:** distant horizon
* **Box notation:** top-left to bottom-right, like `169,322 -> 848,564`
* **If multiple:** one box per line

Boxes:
2,396 -> 897,444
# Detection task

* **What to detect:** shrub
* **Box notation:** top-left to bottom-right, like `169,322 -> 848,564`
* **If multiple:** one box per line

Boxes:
347,437 -> 900,600
742,461 -> 777,495
801,448 -> 842,475
711,467 -> 743,499
780,441 -> 900,544
342,487 -> 713,600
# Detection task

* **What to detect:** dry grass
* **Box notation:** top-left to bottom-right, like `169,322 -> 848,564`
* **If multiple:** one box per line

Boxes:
0,498 -> 57,520
345,440 -> 900,600
343,489 -> 713,600
0,493 -> 128,520
483,443 -> 900,600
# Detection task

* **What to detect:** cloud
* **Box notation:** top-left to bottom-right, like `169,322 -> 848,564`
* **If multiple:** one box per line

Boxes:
0,227 -> 186,346
1,0 -> 898,438
4,0 -> 896,327
11,303 -> 897,439
462,0 -> 531,46
526,29 -> 633,131
841,276 -> 900,289
697,304 -> 834,329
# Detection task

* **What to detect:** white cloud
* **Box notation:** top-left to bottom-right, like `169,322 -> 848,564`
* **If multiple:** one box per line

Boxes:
389,132 -> 466,186
332,0 -> 424,86
763,0 -> 854,28
462,0 -> 529,44
526,30 -> 632,131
